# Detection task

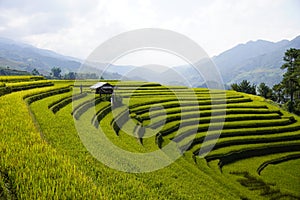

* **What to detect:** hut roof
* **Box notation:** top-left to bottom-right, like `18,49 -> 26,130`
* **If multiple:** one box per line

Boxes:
90,82 -> 113,90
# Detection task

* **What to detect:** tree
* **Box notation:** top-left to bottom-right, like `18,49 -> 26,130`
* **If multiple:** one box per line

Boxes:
239,80 -> 256,95
51,67 -> 62,79
280,48 -> 300,112
257,82 -> 273,99
64,72 -> 76,80
230,83 -> 239,92
231,80 -> 256,95
32,68 -> 40,75
272,83 -> 285,104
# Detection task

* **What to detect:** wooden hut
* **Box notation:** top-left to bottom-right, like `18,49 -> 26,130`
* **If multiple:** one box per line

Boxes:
90,82 -> 114,97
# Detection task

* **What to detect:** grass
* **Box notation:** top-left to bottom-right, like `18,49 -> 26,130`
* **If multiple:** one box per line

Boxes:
205,140 -> 300,164
142,108 -> 281,127
139,102 -> 268,121
6,80 -> 54,91
260,159 -> 300,197
257,153 -> 300,175
47,91 -> 73,109
222,152 -> 300,198
1,77 -> 300,199
28,84 -> 237,199
0,83 -> 104,199
159,117 -> 293,142
72,96 -> 102,120
0,77 -> 51,96
49,92 -> 87,114
129,98 -> 253,117
91,103 -> 111,128
150,113 -> 280,129
0,75 -> 44,82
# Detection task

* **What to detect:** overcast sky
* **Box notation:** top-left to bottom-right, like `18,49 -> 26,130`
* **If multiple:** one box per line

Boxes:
0,0 -> 300,64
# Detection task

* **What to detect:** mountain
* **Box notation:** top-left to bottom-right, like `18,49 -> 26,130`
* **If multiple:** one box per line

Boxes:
212,35 -> 300,86
0,37 -> 128,80
0,37 -> 83,75
1,35 -> 299,87
91,63 -> 192,86
113,35 -> 300,88
170,35 -> 300,87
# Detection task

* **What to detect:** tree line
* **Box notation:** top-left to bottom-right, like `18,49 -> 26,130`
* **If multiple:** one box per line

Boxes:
231,48 -> 300,115
31,67 -> 102,80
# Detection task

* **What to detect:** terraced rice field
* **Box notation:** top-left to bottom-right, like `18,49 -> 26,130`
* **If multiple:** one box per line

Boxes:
0,76 -> 299,199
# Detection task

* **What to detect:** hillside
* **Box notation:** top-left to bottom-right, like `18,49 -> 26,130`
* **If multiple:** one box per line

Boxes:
93,35 -> 300,87
213,35 -> 300,86
0,76 -> 299,199
165,35 -> 300,87
0,37 -> 201,85
1,35 -> 299,86
0,37 -> 126,80
0,37 -> 82,75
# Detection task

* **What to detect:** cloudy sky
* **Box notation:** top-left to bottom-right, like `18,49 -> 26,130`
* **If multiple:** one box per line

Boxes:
0,0 -> 300,63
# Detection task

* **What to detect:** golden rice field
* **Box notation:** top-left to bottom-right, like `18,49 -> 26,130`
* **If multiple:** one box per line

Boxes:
0,76 -> 299,199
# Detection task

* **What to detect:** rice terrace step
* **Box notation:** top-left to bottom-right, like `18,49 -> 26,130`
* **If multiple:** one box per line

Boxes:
0,76 -> 299,199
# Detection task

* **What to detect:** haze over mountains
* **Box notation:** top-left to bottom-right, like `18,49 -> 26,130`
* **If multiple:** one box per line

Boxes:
213,35 -> 300,86
0,35 -> 299,87
0,37 -> 81,75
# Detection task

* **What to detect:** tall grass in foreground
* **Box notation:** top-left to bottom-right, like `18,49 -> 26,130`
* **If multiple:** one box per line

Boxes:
0,84 -> 104,199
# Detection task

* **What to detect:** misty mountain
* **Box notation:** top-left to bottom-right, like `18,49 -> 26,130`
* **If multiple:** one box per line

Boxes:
212,35 -> 300,86
111,35 -> 300,88
0,37 -> 206,86
170,35 -> 300,87
0,37 -> 124,79
85,63 -> 192,86
1,35 -> 299,88
0,37 -> 82,75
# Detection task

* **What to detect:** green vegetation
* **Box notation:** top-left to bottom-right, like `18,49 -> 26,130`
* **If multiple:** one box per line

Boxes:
279,48 -> 300,114
6,80 -> 54,91
231,80 -> 256,95
31,68 -> 40,76
0,83 -> 103,199
0,76 -> 48,96
0,67 -> 31,76
50,67 -> 62,79
231,48 -> 300,115
0,75 -> 45,82
257,82 -> 274,99
0,76 -> 299,199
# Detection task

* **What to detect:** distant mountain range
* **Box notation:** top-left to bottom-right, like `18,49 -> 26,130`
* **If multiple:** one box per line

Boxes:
1,35 -> 299,87
213,35 -> 300,86
0,37 -> 122,79
165,35 -> 300,87
98,35 -> 300,87
0,37 -> 81,75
